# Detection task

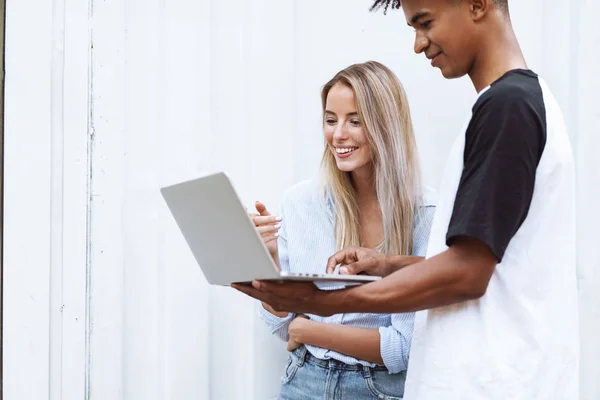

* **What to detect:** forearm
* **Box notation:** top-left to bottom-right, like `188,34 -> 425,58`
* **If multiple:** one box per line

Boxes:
383,255 -> 424,276
360,252 -> 478,313
318,239 -> 496,315
296,321 -> 383,365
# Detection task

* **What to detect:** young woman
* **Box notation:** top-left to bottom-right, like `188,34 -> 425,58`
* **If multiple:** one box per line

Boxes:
251,61 -> 435,399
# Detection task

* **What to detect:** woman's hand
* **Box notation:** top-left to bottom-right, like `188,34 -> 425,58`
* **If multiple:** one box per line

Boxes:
287,314 -> 310,352
249,201 -> 282,268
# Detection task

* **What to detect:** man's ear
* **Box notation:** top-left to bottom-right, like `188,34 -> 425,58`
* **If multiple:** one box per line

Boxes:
469,0 -> 492,22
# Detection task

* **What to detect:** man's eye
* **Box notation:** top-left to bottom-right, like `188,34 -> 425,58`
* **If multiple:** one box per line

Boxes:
421,20 -> 432,29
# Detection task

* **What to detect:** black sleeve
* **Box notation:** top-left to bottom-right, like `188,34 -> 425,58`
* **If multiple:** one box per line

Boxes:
445,87 -> 546,262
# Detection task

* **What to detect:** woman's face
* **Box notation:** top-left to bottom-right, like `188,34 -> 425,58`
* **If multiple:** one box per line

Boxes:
323,83 -> 372,174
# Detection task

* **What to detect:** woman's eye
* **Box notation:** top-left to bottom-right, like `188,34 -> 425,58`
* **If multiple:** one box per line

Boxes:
326,119 -> 337,125
350,120 -> 361,127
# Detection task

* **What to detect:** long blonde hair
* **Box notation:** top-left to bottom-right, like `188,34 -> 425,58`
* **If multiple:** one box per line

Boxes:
320,61 -> 422,255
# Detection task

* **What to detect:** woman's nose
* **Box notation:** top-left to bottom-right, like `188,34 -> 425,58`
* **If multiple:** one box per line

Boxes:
333,123 -> 348,140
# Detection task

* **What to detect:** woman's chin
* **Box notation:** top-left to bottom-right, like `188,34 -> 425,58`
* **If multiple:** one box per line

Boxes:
335,162 -> 356,172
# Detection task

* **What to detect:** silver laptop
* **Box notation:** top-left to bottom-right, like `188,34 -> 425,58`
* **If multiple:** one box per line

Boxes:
160,172 -> 381,286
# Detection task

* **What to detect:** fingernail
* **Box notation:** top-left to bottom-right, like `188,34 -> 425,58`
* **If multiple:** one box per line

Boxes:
274,232 -> 280,237
274,223 -> 282,229
340,267 -> 348,275
252,281 -> 261,290
275,216 -> 283,221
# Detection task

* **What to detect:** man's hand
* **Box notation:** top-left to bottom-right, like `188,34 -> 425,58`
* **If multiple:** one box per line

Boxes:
232,281 -> 338,316
326,247 -> 424,277
326,247 -> 392,276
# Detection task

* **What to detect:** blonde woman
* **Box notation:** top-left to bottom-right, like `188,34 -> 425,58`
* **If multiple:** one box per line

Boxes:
252,61 -> 435,399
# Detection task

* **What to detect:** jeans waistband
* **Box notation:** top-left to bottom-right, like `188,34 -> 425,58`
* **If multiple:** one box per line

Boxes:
293,345 -> 388,373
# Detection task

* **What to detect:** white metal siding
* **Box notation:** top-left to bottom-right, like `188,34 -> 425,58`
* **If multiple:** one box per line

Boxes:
3,1 -> 599,399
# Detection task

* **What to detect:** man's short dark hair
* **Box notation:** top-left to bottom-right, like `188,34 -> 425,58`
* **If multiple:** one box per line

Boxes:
370,0 -> 509,14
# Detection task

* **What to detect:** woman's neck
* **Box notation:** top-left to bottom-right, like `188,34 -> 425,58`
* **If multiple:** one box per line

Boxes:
351,166 -> 383,250
351,167 -> 377,206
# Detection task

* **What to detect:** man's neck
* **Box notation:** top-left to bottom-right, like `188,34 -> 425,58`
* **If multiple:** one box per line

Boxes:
468,18 -> 527,93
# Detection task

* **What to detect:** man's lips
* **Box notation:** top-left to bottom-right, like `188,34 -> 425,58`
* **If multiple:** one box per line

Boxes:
428,52 -> 442,67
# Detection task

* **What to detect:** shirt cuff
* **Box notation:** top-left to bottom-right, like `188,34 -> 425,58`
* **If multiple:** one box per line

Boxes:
379,326 -> 409,374
258,303 -> 296,341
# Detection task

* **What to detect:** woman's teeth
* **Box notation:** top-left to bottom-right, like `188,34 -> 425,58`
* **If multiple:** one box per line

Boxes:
335,147 -> 358,154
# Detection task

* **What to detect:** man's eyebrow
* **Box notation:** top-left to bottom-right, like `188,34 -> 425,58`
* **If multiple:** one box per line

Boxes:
408,11 -> 431,26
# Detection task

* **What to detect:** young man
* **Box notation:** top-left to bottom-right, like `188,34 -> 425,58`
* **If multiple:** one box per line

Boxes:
234,0 -> 579,398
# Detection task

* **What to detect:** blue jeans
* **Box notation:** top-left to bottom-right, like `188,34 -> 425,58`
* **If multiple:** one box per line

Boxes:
278,346 -> 405,400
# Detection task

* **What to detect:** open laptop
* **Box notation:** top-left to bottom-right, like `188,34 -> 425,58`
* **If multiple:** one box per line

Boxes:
160,172 -> 381,286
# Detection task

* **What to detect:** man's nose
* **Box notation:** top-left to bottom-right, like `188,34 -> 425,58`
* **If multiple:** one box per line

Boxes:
414,31 -> 429,54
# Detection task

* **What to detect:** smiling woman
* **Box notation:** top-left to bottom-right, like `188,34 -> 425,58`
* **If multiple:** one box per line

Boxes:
323,85 -> 369,168
319,62 -> 423,255
248,61 -> 436,399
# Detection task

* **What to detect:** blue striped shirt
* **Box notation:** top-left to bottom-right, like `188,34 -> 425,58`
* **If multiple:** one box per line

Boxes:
259,179 -> 436,373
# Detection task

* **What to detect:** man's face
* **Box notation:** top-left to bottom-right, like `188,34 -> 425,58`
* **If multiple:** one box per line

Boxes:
402,0 -> 477,79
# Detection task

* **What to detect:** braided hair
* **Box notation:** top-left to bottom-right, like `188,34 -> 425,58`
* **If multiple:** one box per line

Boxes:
370,0 -> 401,14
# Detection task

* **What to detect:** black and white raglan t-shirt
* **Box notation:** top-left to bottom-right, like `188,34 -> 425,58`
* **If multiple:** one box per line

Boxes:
404,70 -> 579,400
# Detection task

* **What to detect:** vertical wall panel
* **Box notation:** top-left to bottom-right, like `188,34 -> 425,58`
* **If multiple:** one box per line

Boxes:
58,0 -> 89,399
160,0 -> 211,398
207,0 -> 262,397
120,0 -> 163,398
3,0 -> 53,398
241,0 -> 296,397
87,0 -> 127,398
574,1 -> 600,398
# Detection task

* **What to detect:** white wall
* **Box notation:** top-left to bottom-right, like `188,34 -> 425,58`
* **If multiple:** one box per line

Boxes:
3,0 -> 599,399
